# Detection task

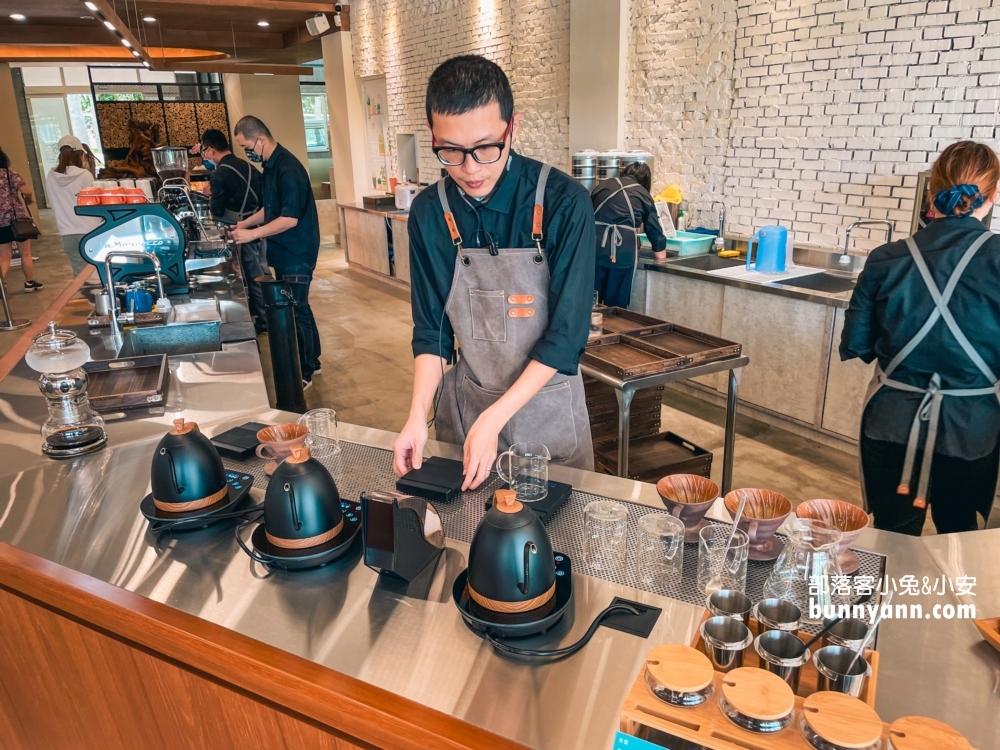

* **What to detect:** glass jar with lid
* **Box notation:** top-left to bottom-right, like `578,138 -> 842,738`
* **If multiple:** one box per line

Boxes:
25,322 -> 107,458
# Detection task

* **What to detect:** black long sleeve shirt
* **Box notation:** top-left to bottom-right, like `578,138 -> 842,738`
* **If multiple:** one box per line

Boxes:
840,216 -> 1000,458
208,153 -> 261,220
261,144 -> 320,269
408,151 -> 597,376
591,175 -> 668,266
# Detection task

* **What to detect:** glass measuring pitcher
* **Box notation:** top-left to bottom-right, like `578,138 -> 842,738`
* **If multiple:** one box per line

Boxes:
762,518 -> 846,624
496,442 -> 550,502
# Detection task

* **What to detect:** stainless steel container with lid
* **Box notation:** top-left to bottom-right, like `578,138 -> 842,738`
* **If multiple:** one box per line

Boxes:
618,149 -> 655,173
572,150 -> 598,179
597,150 -> 622,180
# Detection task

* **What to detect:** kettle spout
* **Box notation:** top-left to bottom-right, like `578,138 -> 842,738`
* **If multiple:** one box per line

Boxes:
519,542 -> 538,595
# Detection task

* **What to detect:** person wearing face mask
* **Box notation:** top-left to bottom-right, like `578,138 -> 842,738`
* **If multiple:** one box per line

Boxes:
391,55 -> 597,490
842,140 -> 1000,535
230,116 -> 321,388
193,129 -> 268,332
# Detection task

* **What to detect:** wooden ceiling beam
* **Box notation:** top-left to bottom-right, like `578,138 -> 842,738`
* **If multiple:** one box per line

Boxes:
158,60 -> 311,75
0,25 -> 283,50
141,0 -> 337,11
0,45 -> 228,64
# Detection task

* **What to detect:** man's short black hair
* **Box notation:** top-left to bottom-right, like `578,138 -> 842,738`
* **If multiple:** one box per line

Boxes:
425,55 -> 514,126
234,115 -> 272,141
622,161 -> 652,193
200,128 -> 230,152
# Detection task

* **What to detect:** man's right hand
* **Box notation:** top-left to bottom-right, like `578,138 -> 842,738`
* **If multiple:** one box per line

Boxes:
392,416 -> 429,476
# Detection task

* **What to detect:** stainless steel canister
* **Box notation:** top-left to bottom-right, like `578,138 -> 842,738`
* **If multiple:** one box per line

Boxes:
699,615 -> 753,672
754,630 -> 810,692
618,149 -> 654,174
814,645 -> 871,697
572,150 -> 598,180
706,590 -> 753,624
753,598 -> 802,635
597,151 -> 622,181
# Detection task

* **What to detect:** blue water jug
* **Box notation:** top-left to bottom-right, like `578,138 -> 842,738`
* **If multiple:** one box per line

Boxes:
746,226 -> 788,274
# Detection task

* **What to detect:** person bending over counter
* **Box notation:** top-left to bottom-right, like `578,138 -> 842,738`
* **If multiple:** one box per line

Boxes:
591,160 -> 668,308
392,54 -> 597,489
841,140 -> 1000,535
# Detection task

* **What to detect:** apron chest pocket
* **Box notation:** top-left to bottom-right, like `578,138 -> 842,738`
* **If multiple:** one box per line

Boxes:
469,289 -> 506,342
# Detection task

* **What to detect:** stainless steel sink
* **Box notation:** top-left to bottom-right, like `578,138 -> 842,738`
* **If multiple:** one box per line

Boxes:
773,272 -> 858,294
117,321 -> 222,357
666,255 -> 745,272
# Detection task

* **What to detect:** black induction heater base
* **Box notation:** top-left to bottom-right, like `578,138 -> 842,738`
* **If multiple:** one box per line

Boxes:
241,500 -> 362,570
140,471 -> 255,532
452,553 -> 573,640
484,480 -> 572,522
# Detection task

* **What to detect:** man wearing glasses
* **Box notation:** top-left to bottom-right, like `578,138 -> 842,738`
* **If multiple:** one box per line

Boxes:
392,55 -> 597,489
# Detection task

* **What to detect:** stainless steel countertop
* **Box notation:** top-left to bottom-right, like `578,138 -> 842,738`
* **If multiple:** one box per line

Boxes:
639,252 -> 857,308
0,287 -> 996,748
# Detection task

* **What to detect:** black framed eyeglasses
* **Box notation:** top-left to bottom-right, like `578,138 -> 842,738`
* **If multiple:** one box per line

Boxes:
432,119 -> 513,167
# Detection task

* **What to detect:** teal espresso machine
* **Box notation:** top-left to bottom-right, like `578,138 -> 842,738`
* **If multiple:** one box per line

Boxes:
76,203 -> 189,292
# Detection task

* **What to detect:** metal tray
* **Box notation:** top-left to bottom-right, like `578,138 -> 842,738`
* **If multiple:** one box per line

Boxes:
83,353 -> 167,411
583,334 -> 693,378
627,322 -> 742,365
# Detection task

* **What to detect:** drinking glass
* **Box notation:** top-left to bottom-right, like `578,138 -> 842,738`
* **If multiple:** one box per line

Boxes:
635,513 -> 684,588
583,500 -> 628,572
496,442 -> 550,502
697,525 -> 749,594
297,408 -> 340,459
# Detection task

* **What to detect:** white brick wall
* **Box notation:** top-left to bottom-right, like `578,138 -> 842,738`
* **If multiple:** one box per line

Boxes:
349,0 -> 570,183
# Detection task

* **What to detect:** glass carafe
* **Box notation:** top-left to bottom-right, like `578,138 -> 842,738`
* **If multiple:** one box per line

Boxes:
762,519 -> 845,624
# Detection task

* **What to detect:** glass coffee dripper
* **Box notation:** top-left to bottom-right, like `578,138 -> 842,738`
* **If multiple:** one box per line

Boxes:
762,518 -> 846,624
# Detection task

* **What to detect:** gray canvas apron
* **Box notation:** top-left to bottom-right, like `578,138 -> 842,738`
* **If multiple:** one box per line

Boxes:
217,161 -> 259,222
432,165 -> 595,470
594,178 -> 642,306
860,230 -> 1000,509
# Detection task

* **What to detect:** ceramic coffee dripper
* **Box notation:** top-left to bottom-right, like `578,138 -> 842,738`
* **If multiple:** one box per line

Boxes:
150,418 -> 227,513
257,423 -> 308,475
723,488 -> 792,561
263,445 -> 343,550
467,489 -> 556,614
656,474 -> 720,543
796,498 -> 870,575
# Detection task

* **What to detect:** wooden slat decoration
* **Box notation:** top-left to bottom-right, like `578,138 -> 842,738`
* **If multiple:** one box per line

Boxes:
164,102 -> 201,146
130,101 -> 168,138
0,542 -> 527,750
95,102 -> 132,149
195,101 -> 230,139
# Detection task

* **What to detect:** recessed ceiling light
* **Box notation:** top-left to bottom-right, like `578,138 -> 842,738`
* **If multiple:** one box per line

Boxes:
131,50 -> 140,57
103,20 -> 115,30
80,15 -> 93,19
257,20 -> 269,27
142,61 -> 150,68
84,1 -> 98,10
121,38 -> 131,47
9,14 -> 26,21
143,16 -> 156,22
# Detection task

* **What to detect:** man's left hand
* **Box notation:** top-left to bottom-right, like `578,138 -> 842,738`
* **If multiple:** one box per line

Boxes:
462,411 -> 502,491
229,227 -> 255,244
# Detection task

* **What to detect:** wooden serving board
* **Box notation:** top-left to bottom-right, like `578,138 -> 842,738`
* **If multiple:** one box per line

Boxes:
83,354 -> 168,411
629,322 -> 743,365
583,334 -> 693,379
619,667 -> 890,750
690,610 -> 879,709
595,307 -> 666,334
973,616 -> 1000,653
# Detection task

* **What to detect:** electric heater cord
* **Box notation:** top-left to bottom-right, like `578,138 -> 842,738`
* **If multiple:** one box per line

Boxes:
485,602 -> 641,660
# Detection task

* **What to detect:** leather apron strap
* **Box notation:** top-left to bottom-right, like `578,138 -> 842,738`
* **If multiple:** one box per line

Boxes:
864,230 -> 998,508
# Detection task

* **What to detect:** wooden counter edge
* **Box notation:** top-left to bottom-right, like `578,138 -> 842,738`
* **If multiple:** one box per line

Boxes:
0,541 -> 527,750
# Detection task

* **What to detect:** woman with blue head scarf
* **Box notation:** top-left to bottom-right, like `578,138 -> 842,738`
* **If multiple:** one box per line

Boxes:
841,140 -> 1000,535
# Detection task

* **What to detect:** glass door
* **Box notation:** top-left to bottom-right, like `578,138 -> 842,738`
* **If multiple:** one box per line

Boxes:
27,96 -> 73,177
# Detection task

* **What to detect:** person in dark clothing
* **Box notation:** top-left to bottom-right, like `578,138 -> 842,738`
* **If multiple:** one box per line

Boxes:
195,129 -> 269,333
391,55 -> 596,489
841,140 -> 1000,535
230,117 -> 322,387
591,161 -> 667,308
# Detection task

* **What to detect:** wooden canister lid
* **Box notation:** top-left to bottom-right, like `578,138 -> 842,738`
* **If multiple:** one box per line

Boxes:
802,691 -> 883,749
887,716 -> 972,750
719,667 -> 794,721
644,644 -> 714,693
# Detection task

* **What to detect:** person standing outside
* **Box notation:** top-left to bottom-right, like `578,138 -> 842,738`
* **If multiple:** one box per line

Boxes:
391,55 -> 597,489
45,135 -> 100,278
591,160 -> 667,308
841,140 -> 1000,535
0,145 -> 42,292
230,116 -> 321,387
194,128 -> 269,333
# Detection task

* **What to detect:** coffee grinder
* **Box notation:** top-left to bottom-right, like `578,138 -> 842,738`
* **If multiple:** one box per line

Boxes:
25,322 -> 107,458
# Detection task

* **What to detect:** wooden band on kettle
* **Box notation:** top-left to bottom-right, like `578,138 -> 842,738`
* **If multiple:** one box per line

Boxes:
266,517 -> 344,550
153,485 -> 228,513
468,581 -> 555,613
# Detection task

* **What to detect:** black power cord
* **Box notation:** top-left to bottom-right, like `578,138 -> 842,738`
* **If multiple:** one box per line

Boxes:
485,602 -> 641,660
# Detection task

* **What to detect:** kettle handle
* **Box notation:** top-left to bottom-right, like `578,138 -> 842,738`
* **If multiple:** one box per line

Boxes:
746,232 -> 759,271
159,447 -> 185,495
519,541 -> 538,595
284,482 -> 302,531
